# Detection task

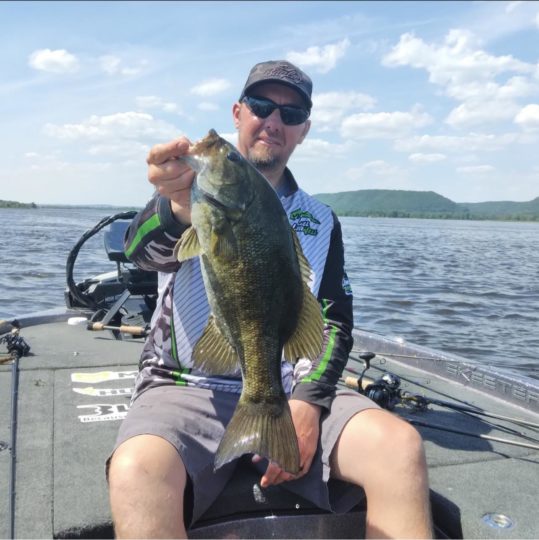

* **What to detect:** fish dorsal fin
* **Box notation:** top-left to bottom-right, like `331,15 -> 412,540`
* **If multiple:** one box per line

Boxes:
291,229 -> 312,283
175,226 -> 202,262
283,281 -> 324,363
192,315 -> 240,375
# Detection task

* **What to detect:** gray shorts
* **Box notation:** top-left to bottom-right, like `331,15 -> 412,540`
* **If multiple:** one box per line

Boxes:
108,385 -> 379,525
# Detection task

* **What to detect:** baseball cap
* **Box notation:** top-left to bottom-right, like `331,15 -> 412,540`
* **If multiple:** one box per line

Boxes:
239,60 -> 313,110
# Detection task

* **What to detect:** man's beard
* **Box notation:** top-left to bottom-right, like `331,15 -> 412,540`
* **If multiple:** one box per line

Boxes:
247,146 -> 282,172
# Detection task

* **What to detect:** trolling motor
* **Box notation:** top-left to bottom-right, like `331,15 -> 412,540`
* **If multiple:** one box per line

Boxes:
346,352 -> 402,410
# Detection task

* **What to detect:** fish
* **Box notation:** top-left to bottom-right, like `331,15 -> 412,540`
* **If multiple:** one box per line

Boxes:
175,129 -> 324,474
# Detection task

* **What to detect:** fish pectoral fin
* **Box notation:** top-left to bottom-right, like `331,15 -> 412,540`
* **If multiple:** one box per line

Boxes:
210,225 -> 237,260
192,316 -> 239,374
291,228 -> 312,283
175,226 -> 202,262
283,282 -> 324,363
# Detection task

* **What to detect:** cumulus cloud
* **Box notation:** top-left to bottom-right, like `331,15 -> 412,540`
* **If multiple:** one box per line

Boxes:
44,111 -> 179,142
28,48 -> 79,73
311,90 -> 376,131
287,38 -> 350,74
408,153 -> 447,163
341,106 -> 432,139
514,104 -> 539,130
382,29 -> 537,129
457,165 -> 495,174
190,78 -> 231,97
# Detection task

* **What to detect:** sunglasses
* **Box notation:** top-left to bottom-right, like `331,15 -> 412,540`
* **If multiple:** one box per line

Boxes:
242,95 -> 310,126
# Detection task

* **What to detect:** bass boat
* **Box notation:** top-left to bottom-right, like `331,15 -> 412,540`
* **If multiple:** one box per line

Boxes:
1,212 -> 538,539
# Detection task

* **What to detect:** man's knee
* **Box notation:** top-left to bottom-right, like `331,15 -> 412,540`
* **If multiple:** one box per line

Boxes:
109,434 -> 187,494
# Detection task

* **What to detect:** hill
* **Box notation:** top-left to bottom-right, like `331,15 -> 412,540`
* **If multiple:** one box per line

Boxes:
312,190 -> 539,221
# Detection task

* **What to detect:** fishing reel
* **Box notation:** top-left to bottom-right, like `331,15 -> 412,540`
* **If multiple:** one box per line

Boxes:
0,331 -> 31,358
350,352 -> 402,410
363,372 -> 402,410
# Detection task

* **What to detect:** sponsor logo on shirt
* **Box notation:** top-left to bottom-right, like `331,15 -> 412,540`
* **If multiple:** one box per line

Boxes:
289,208 -> 320,236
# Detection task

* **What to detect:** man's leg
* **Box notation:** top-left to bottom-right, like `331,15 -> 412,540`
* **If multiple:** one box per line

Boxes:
331,409 -> 433,539
108,434 -> 187,539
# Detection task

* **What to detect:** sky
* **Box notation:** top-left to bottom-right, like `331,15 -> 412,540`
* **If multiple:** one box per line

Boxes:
1,0 -> 539,207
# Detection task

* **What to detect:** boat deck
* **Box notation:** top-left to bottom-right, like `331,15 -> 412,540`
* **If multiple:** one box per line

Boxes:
1,313 -> 538,538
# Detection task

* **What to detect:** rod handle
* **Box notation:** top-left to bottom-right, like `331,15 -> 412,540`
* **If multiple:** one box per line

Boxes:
344,376 -> 375,391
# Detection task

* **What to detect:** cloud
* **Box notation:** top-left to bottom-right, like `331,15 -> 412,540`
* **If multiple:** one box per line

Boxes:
395,132 -> 522,153
311,90 -> 376,131
190,78 -> 231,96
382,29 -> 537,128
341,106 -> 432,139
383,29 -> 532,86
292,138 -> 351,161
99,55 -> 146,76
408,153 -> 447,163
287,38 -> 350,74
514,104 -> 539,130
456,165 -> 495,174
446,100 -> 520,127
136,95 -> 180,114
44,111 -> 180,142
28,48 -> 79,73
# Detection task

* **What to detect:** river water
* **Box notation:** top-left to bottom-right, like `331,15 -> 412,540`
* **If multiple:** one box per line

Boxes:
1,207 -> 538,379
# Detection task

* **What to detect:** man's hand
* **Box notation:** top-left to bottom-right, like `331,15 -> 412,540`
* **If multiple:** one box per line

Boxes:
146,137 -> 195,225
254,399 -> 322,488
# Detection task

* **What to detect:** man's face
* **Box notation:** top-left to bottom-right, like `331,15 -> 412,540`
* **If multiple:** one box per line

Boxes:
232,82 -> 311,174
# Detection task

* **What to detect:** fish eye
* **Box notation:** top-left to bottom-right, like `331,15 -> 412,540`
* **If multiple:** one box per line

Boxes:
226,151 -> 241,162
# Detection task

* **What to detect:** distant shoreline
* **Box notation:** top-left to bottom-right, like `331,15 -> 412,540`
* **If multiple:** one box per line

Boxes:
0,200 -> 37,209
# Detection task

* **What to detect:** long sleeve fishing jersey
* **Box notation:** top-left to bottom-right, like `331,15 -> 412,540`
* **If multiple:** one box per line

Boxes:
125,170 -> 354,411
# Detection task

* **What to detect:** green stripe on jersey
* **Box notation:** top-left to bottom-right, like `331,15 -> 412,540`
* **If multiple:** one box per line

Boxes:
124,214 -> 161,258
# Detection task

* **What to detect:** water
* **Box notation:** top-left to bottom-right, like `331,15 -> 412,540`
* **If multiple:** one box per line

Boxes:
1,207 -> 538,379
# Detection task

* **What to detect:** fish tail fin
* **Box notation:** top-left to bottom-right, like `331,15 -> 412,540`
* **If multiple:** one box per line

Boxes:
214,398 -> 300,474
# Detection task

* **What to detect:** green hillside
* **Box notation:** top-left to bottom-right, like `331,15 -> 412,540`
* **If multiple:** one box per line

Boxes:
313,190 -> 539,221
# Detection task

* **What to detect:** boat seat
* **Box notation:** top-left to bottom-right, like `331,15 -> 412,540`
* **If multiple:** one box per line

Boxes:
187,456 -> 367,538
104,221 -> 131,263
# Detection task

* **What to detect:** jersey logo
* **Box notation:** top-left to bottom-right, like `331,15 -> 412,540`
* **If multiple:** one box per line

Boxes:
290,208 -> 320,236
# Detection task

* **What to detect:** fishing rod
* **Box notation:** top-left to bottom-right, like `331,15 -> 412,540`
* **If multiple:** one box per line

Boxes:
344,362 -> 539,430
1,327 -> 31,540
342,354 -> 539,451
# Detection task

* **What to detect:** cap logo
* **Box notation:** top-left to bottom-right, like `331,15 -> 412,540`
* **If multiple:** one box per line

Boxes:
263,65 -> 304,85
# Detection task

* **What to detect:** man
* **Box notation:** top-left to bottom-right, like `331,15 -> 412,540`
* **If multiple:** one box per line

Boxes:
108,60 -> 433,539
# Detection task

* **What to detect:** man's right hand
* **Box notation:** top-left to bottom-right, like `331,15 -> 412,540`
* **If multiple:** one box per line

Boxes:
147,136 -> 195,226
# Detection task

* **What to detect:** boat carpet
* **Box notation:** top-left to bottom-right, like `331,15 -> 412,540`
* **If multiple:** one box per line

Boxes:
0,320 -> 538,538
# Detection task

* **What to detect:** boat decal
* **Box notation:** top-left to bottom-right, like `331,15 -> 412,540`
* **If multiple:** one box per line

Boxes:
73,386 -> 133,397
71,370 -> 138,384
77,403 -> 130,423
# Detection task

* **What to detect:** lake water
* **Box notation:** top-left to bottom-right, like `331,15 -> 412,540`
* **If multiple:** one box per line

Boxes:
1,207 -> 538,379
